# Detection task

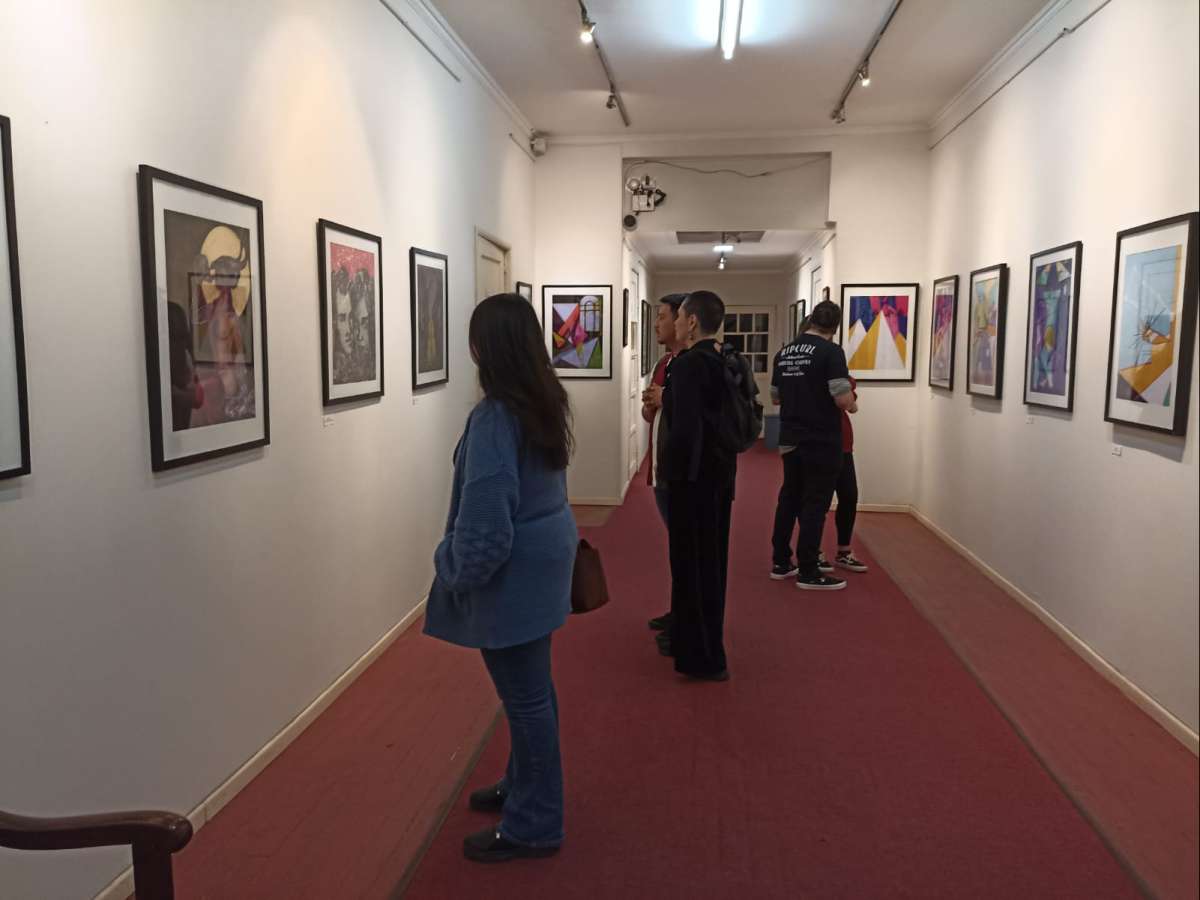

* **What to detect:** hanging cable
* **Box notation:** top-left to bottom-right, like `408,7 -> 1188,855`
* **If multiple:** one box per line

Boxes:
623,157 -> 827,180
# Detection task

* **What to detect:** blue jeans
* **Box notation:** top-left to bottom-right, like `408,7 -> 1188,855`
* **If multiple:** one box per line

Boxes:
481,634 -> 563,847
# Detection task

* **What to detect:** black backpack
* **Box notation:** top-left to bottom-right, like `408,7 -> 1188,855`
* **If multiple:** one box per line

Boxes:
710,343 -> 764,455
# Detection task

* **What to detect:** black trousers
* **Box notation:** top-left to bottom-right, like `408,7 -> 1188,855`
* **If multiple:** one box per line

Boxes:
770,443 -> 842,574
667,479 -> 733,676
835,452 -> 858,547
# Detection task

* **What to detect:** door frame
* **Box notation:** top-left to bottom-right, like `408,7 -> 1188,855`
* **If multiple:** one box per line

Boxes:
474,228 -> 511,303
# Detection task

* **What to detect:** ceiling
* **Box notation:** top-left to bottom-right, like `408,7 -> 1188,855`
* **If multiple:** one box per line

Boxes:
430,0 -> 1049,136
632,229 -> 821,273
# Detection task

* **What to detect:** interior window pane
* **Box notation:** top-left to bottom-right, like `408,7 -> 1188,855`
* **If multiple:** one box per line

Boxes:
754,355 -> 767,373
724,314 -> 737,333
739,314 -> 753,332
726,334 -> 745,352
754,314 -> 769,332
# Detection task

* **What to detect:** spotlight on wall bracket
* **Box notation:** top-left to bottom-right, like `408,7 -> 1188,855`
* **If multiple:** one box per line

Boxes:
580,11 -> 596,43
606,93 -> 617,109
858,62 -> 871,87
623,213 -> 639,232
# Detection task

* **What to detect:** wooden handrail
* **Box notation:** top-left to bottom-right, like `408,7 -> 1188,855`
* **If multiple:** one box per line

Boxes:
0,808 -> 192,899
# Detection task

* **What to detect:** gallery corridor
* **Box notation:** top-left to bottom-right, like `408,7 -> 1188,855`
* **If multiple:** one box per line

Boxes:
164,448 -> 1196,899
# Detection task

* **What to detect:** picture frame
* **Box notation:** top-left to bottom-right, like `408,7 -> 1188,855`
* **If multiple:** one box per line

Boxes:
0,114 -> 31,481
137,165 -> 270,472
1023,241 -> 1082,411
543,284 -> 613,379
641,300 -> 653,377
515,280 -> 532,302
622,287 -> 630,348
928,274 -> 959,391
317,219 -> 383,406
1104,213 -> 1198,435
839,283 -> 920,382
410,247 -> 449,389
966,263 -> 1009,398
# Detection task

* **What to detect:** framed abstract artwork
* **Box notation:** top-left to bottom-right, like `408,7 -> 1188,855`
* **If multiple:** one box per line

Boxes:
543,284 -> 612,379
622,287 -> 630,348
966,263 -> 1009,398
928,275 -> 958,390
318,220 -> 382,406
1024,241 -> 1082,410
410,247 -> 449,389
1104,213 -> 1198,435
1,114 -> 30,480
137,166 -> 269,472
515,280 -> 532,302
641,300 -> 652,377
839,283 -> 919,382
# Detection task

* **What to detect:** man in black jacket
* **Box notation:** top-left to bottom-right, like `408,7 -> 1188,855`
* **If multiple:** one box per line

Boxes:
661,290 -> 735,681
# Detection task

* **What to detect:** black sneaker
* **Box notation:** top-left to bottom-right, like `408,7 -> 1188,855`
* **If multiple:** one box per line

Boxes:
771,563 -> 799,580
655,631 -> 673,657
817,552 -> 835,574
835,552 -> 868,573
462,826 -> 559,863
648,611 -> 673,631
796,572 -> 846,591
468,782 -> 507,812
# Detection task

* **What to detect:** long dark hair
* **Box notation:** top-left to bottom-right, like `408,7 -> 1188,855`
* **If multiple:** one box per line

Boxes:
470,293 -> 574,469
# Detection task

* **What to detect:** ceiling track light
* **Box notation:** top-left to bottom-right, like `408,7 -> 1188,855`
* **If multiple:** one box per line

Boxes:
858,62 -> 871,87
718,0 -> 743,61
830,0 -> 904,124
577,1 -> 631,127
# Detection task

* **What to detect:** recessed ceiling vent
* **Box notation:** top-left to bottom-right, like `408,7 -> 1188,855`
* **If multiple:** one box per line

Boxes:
675,230 -> 765,245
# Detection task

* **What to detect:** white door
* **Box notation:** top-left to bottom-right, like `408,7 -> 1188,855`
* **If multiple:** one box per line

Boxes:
475,233 -> 509,303
722,306 -> 774,401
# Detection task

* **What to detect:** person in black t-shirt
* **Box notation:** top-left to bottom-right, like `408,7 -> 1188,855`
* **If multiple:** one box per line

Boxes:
768,300 -> 857,590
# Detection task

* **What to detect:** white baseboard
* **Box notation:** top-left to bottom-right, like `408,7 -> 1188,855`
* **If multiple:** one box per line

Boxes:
909,508 -> 1199,756
93,599 -> 429,900
854,503 -> 911,514
569,496 -> 624,506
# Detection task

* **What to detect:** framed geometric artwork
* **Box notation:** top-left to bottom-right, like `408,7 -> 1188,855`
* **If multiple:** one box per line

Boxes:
515,280 -> 532,302
318,220 -> 382,406
622,287 -> 630,348
1,114 -> 31,481
839,283 -> 920,382
1024,241 -> 1082,411
137,165 -> 269,472
966,263 -> 1009,399
543,284 -> 612,379
1104,213 -> 1198,435
410,247 -> 449,389
928,275 -> 959,391
641,300 -> 653,377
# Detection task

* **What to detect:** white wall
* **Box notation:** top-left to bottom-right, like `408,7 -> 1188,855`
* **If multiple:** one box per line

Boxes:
917,0 -> 1200,731
532,143 -> 626,503
0,2 -> 533,897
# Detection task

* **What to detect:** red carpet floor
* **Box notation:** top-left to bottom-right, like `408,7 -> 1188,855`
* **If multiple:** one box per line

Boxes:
401,448 -> 1143,899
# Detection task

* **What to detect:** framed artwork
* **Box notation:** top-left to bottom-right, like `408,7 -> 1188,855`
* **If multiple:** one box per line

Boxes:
622,287 -> 630,348
137,166 -> 269,472
840,283 -> 920,382
1104,213 -> 1198,435
1024,241 -> 1082,410
317,220 -> 382,406
966,263 -> 1009,398
410,247 -> 449,389
1,115 -> 30,480
543,284 -> 612,379
928,275 -> 959,390
515,280 -> 532,302
641,300 -> 653,377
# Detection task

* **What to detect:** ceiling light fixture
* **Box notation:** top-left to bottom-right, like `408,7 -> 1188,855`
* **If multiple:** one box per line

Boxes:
718,255 -> 727,270
858,62 -> 871,87
579,8 -> 596,43
713,243 -> 735,253
718,0 -> 743,61
830,0 -> 904,124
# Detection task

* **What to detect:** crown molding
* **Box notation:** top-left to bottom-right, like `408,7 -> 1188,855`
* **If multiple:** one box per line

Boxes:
547,122 -> 929,147
394,0 -> 535,138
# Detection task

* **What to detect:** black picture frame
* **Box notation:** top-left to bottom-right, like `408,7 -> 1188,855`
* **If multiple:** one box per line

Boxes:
137,165 -> 270,472
838,282 -> 920,382
1104,213 -> 1199,435
928,274 -> 959,391
641,300 -> 653,377
966,263 -> 1009,399
1023,241 -> 1082,411
0,114 -> 30,481
515,280 -> 532,302
317,219 -> 384,406
542,284 -> 613,379
622,288 -> 630,348
410,246 -> 450,390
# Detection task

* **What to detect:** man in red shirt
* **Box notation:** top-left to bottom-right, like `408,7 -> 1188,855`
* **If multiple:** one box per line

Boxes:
641,293 -> 686,633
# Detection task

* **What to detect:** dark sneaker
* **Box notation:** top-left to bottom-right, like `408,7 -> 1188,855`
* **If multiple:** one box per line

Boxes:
796,572 -> 846,591
648,611 -> 673,631
680,668 -> 731,682
817,552 -> 835,574
468,782 -> 507,812
835,553 -> 869,573
463,826 -> 559,863
771,563 -> 799,580
655,631 -> 673,657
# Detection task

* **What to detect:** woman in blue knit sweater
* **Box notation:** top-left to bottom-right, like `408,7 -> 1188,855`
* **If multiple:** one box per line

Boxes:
424,293 -> 578,863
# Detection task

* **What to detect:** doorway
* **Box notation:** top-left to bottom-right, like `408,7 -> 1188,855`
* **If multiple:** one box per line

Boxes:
475,232 -> 510,303
722,306 -> 773,401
